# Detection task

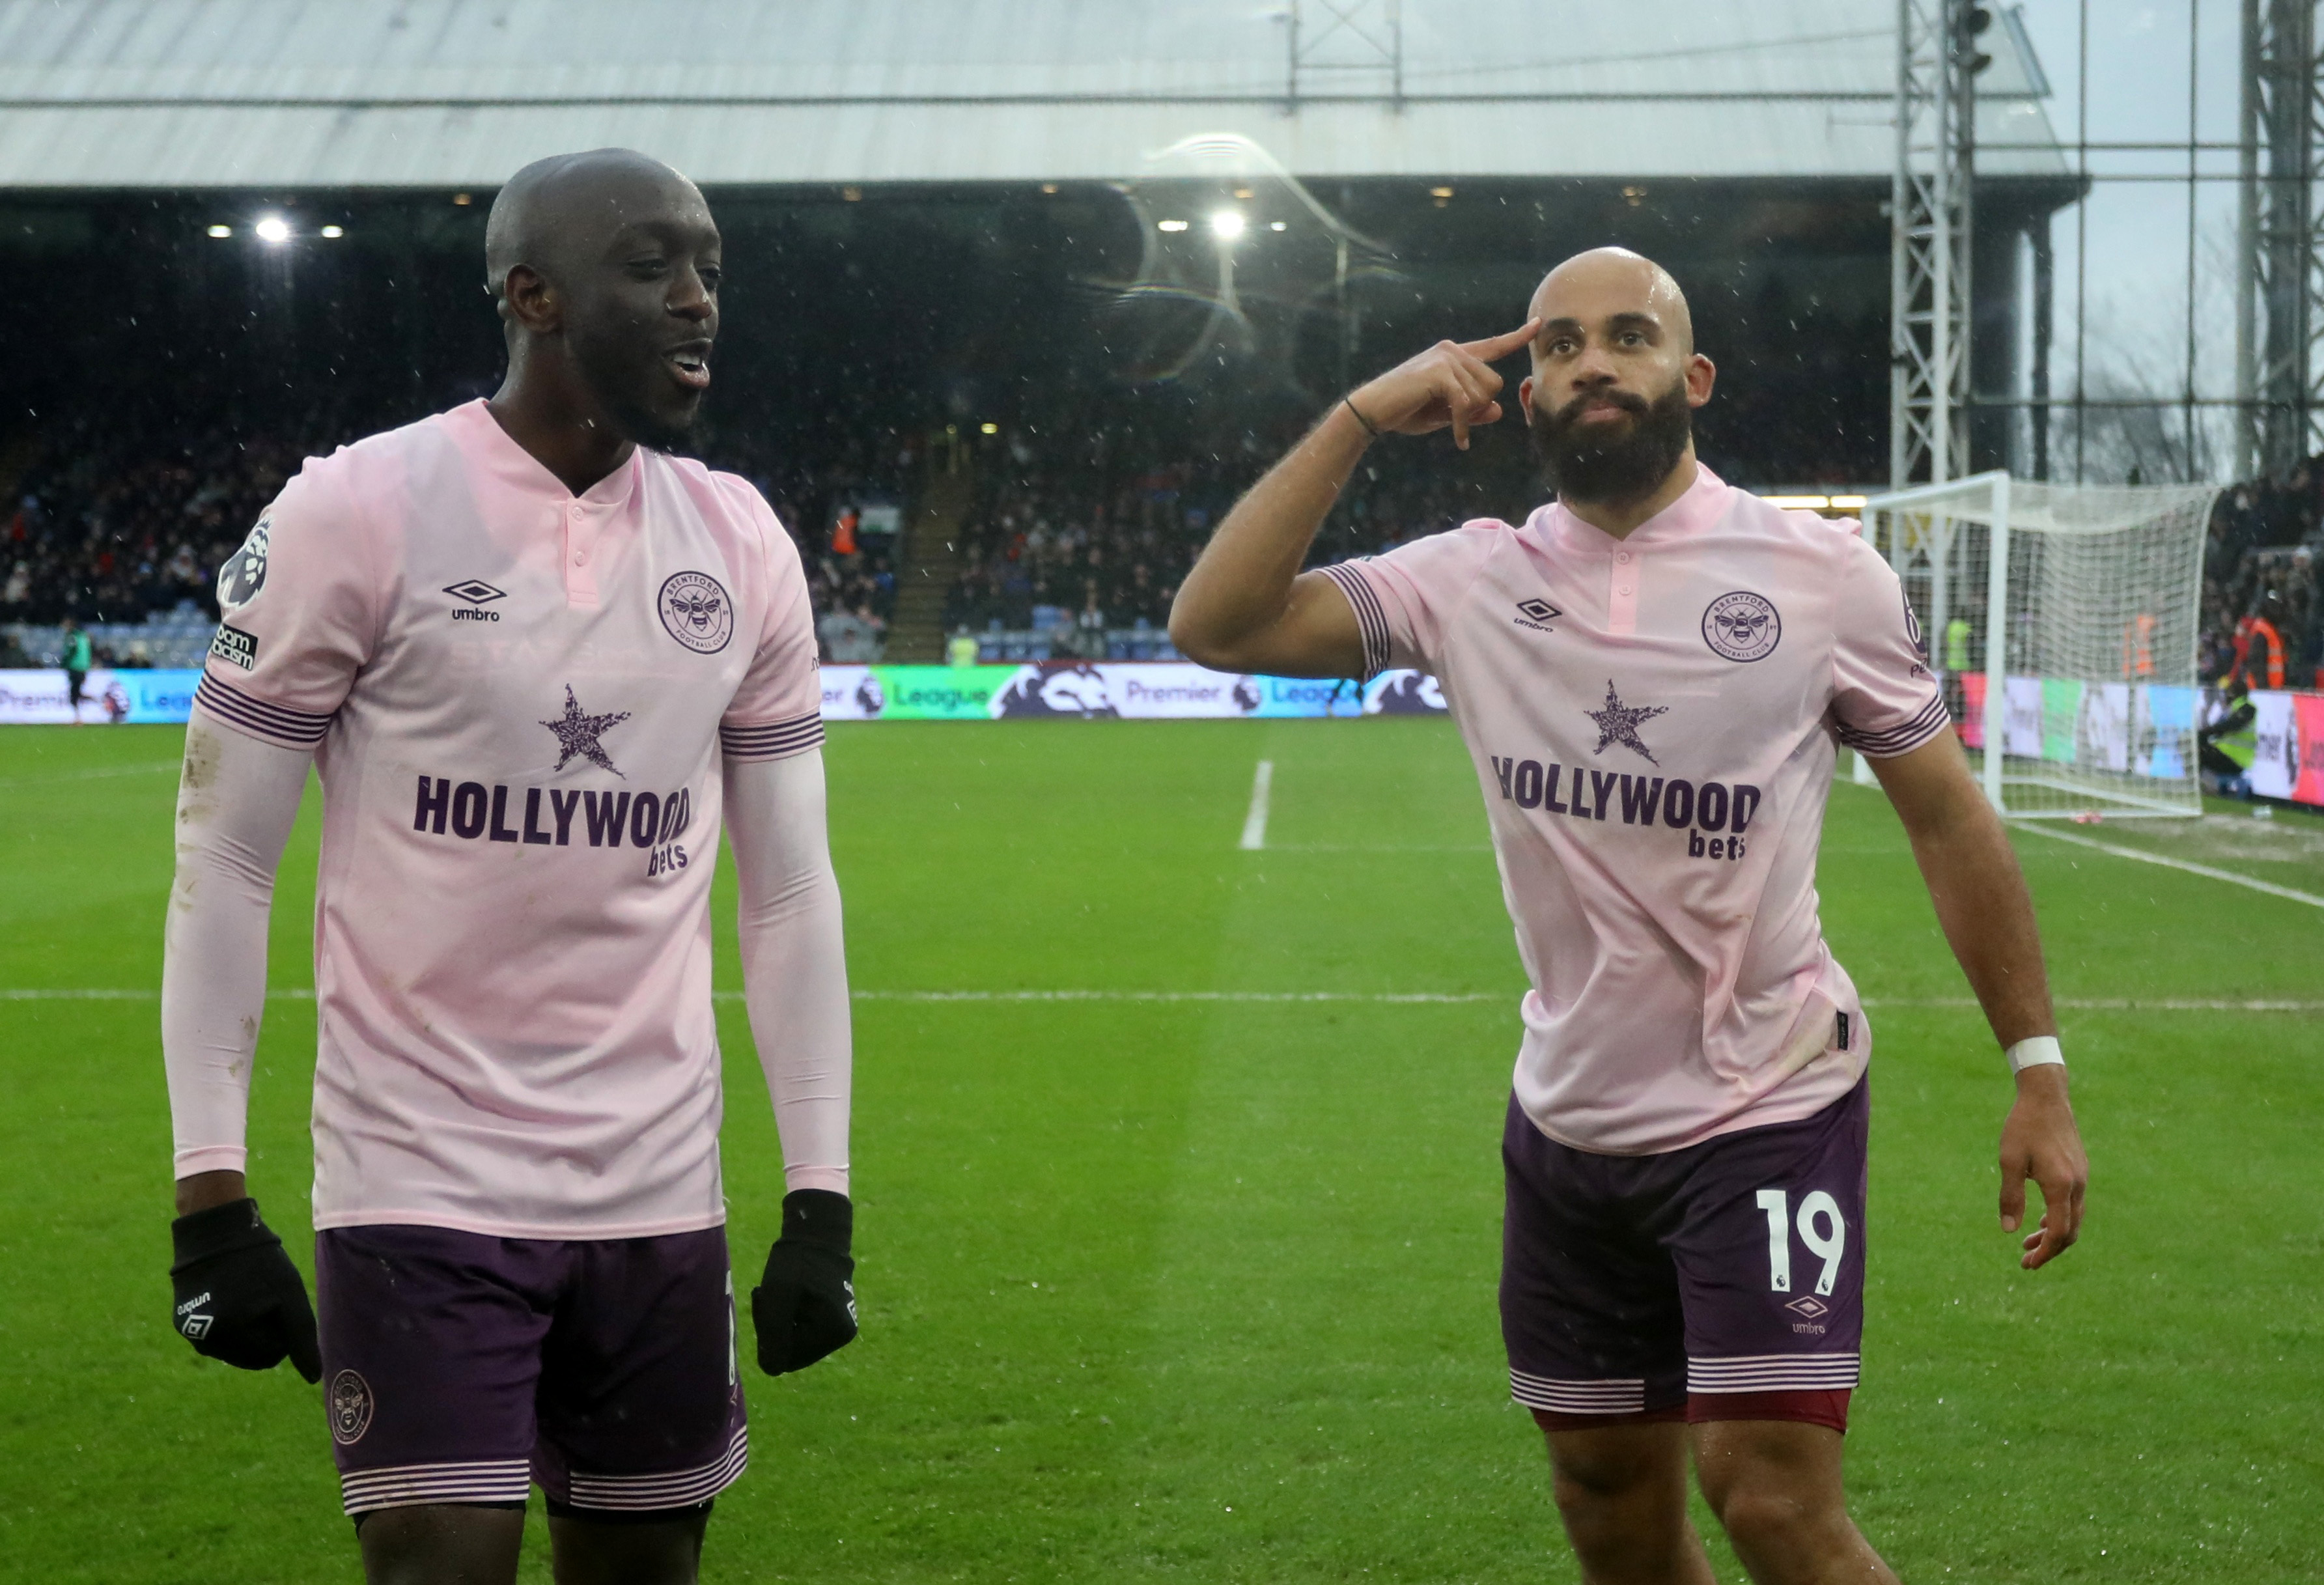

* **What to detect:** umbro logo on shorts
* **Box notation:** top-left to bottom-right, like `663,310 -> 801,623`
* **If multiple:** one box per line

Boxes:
445,580 -> 508,623
1514,598 -> 1562,634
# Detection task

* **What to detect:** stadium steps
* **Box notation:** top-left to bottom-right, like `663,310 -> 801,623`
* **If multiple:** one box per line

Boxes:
886,466 -> 973,662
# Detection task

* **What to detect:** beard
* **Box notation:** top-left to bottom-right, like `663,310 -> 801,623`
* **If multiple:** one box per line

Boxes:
570,331 -> 705,454
1528,374 -> 1694,506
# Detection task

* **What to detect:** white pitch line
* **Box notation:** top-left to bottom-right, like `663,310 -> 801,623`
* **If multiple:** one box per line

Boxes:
12,989 -> 2321,1012
0,759 -> 180,791
840,989 -> 1500,1004
1238,759 -> 1274,851
2012,822 -> 2324,910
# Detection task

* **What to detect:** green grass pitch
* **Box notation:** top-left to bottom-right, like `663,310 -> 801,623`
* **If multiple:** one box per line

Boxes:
2,718 -> 2321,1582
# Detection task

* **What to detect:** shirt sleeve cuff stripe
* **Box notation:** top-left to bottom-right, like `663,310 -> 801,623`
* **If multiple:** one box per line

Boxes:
194,674 -> 333,746
1319,561 -> 1390,680
720,712 -> 826,761
1838,695 -> 1950,757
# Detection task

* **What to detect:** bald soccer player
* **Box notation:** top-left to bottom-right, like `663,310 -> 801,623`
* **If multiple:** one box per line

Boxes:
1171,249 -> 2090,1584
160,150 -> 857,1584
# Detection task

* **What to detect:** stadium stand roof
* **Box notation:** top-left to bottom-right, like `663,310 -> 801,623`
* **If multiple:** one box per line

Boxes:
0,0 -> 2067,189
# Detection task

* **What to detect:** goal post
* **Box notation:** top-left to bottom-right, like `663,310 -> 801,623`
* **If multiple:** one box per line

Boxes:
1856,471 -> 2220,819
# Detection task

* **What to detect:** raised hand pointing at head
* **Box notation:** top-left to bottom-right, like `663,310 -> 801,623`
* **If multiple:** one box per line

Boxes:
1343,320 -> 1541,451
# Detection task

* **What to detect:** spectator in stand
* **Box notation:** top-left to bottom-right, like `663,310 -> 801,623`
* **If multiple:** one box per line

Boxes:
2201,464 -> 2324,688
59,618 -> 91,724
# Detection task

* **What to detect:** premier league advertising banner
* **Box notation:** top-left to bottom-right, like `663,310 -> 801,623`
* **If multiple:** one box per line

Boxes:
15,662 -> 2318,808
0,667 -> 204,725
817,664 -> 1444,722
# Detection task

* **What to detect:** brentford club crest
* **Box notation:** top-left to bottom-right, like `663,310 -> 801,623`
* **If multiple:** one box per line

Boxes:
1702,590 -> 1782,662
658,570 -> 735,654
329,1369 -> 374,1446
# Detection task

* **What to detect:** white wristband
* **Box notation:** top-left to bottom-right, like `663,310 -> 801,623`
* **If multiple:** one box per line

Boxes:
2006,1035 -> 2065,1075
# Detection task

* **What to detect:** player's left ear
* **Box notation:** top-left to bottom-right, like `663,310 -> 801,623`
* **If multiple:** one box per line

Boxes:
500,262 -> 563,335
1684,353 -> 1716,408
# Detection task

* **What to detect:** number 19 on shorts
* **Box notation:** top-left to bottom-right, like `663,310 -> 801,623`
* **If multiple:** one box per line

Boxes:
1756,1188 -> 1846,1297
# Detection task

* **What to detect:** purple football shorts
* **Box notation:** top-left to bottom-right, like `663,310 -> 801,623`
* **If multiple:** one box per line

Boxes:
315,1223 -> 746,1517
1500,1075 -> 1869,1435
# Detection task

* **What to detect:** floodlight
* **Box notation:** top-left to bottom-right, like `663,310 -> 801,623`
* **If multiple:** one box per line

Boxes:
1157,219 -> 1189,232
254,216 -> 292,244
1210,210 -> 1245,240
320,225 -> 344,238
206,224 -> 232,238
1268,221 -> 1287,232
979,422 -> 999,435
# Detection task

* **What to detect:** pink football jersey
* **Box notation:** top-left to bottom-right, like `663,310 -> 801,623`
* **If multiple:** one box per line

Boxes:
1322,466 -> 1947,1155
191,400 -> 823,1237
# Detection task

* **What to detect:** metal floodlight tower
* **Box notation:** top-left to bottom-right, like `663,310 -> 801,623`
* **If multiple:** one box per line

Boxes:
1891,0 -> 1989,488
2235,0 -> 2324,479
1283,0 -> 1403,111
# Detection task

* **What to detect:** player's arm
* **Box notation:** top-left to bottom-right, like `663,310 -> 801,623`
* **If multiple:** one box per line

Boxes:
1871,735 -> 2089,1270
724,747 -> 858,1375
1168,319 -> 1539,677
160,716 -> 322,1379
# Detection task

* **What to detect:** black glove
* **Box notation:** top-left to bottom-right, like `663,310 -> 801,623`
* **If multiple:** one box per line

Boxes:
751,1188 -> 858,1376
169,1198 -> 322,1383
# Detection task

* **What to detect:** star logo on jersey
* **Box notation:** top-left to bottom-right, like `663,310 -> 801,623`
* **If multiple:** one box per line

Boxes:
1584,680 -> 1668,764
540,685 -> 632,777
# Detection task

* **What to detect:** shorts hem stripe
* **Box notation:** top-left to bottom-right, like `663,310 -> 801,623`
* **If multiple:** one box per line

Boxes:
1687,1353 -> 1860,1392
563,1425 -> 748,1511
341,1459 -> 533,1515
1509,1369 -> 1648,1415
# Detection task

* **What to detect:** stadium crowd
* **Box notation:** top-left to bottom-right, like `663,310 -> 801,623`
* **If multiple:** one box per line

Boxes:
939,419 -> 1505,649
2202,463 -> 2324,690
8,392 -> 2323,686
0,406 -> 906,662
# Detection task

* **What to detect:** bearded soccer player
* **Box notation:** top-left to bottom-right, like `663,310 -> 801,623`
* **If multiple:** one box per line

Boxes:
160,150 -> 856,1585
1169,249 -> 2090,1584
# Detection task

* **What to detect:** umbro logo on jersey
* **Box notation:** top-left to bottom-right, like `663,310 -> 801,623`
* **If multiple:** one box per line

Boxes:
445,580 -> 508,622
1513,597 -> 1562,634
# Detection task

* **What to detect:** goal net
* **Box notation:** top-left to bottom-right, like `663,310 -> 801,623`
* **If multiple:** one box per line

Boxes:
1857,471 -> 2219,819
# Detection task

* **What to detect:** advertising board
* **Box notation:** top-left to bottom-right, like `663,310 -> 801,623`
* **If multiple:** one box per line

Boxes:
0,667 -> 202,725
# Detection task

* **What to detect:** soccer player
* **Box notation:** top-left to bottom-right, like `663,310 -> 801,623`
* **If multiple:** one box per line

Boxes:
160,149 -> 857,1585
1169,249 -> 2089,1584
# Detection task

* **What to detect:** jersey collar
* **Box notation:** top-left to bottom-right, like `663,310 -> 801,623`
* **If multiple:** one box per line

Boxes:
1531,462 -> 1733,552
452,398 -> 643,510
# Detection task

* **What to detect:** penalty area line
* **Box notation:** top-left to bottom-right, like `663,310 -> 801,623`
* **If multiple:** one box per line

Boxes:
1239,759 -> 1274,850
2011,822 -> 2324,910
